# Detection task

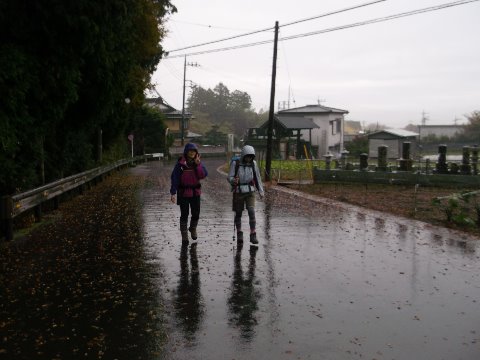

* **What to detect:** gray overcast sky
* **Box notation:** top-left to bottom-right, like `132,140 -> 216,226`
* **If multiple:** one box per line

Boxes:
151,0 -> 480,129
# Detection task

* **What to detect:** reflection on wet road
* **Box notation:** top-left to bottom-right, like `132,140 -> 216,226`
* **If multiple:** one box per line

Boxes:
174,244 -> 204,342
138,159 -> 480,360
227,245 -> 260,342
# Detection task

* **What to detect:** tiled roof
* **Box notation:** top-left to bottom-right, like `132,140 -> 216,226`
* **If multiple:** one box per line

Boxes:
145,97 -> 192,117
369,129 -> 419,138
276,116 -> 319,129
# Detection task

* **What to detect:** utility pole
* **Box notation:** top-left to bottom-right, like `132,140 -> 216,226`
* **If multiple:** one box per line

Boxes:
265,21 -> 279,182
421,110 -> 428,126
181,57 -> 200,146
181,55 -> 187,146
287,85 -> 291,109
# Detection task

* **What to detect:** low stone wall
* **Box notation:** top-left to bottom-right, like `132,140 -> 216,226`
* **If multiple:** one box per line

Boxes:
313,168 -> 480,187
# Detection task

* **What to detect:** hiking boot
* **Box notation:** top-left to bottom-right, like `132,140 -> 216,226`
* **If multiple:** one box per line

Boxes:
189,227 -> 198,240
180,221 -> 189,245
237,231 -> 243,243
181,230 -> 189,245
250,232 -> 258,246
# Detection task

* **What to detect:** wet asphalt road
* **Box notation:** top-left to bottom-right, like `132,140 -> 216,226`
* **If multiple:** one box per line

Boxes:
133,158 -> 480,360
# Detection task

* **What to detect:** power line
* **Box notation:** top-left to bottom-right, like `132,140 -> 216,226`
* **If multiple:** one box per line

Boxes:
281,0 -> 385,28
282,0 -> 480,42
164,0 -> 479,59
170,19 -> 254,32
166,0 -> 386,53
166,27 -> 273,54
165,39 -> 273,58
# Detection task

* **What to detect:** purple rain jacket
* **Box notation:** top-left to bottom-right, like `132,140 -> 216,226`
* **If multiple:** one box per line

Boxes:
170,143 -> 208,198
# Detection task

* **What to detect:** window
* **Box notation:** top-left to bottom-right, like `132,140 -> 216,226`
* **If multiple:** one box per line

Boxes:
331,118 -> 342,135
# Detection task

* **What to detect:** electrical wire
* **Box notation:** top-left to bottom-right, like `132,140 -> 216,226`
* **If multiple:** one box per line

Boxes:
166,0 -> 386,53
164,0 -> 479,59
282,0 -> 480,42
170,19 -> 254,32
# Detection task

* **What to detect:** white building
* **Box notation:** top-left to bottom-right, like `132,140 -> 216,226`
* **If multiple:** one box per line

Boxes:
417,125 -> 465,140
368,129 -> 419,159
277,104 -> 349,157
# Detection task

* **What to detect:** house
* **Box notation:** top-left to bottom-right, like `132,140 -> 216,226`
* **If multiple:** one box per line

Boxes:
276,104 -> 349,158
145,96 -> 194,145
417,124 -> 465,140
368,129 -> 419,159
343,120 -> 363,143
246,115 -> 319,159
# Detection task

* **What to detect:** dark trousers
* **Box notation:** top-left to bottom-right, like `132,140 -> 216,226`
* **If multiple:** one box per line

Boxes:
179,196 -> 201,228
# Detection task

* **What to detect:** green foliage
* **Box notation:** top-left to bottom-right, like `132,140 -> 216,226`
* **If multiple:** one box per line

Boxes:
457,110 -> 480,142
0,0 -> 176,195
132,107 -> 167,154
187,82 -> 260,137
202,125 -> 227,145
256,159 -> 325,180
432,191 -> 480,228
102,136 -> 131,165
345,135 -> 368,157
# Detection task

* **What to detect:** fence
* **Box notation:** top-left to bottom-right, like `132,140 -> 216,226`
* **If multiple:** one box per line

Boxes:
1,155 -> 154,241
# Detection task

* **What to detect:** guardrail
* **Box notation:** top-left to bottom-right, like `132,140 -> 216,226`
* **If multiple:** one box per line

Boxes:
1,155 -> 154,241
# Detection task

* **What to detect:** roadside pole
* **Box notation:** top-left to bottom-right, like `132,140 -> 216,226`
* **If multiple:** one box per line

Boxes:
265,21 -> 279,182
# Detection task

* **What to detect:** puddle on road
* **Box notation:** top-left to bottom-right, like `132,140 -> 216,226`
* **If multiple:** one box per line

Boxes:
139,160 -> 480,360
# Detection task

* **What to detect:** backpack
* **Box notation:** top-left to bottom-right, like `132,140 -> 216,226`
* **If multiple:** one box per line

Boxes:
231,157 -> 259,190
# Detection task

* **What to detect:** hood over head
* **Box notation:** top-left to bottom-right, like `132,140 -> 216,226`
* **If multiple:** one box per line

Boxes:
241,145 -> 255,160
183,142 -> 199,155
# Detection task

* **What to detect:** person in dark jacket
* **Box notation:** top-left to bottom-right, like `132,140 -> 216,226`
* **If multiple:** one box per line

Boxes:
170,143 -> 208,244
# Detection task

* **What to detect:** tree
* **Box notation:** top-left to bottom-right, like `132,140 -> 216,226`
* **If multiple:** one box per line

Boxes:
345,135 -> 368,157
187,82 -> 253,137
0,0 -> 176,195
133,107 -> 167,154
404,123 -> 418,132
459,111 -> 480,142
203,125 -> 227,145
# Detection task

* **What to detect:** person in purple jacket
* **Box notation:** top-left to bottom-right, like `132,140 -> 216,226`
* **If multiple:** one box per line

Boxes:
170,143 -> 208,245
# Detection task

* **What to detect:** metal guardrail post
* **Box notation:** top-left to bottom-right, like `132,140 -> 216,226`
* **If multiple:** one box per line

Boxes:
1,196 -> 14,241
34,204 -> 42,223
